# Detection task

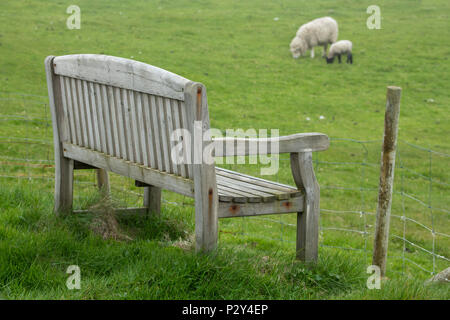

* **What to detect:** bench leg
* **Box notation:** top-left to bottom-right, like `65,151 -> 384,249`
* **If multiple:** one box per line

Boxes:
96,169 -> 110,197
143,186 -> 161,216
194,167 -> 218,253
194,194 -> 218,252
290,152 -> 320,262
54,157 -> 74,215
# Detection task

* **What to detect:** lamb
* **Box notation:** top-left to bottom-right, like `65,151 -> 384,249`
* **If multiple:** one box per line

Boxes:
326,40 -> 353,64
290,17 -> 338,59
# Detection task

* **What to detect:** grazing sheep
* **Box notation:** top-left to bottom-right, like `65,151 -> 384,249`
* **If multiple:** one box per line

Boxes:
290,17 -> 338,59
326,40 -> 353,64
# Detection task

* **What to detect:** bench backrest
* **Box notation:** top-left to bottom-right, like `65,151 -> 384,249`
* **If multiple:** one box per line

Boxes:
47,54 -> 211,180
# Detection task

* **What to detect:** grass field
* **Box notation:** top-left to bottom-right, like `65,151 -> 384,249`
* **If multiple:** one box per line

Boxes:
0,0 -> 449,299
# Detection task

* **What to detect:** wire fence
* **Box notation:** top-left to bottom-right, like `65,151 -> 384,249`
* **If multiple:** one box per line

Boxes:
0,90 -> 449,278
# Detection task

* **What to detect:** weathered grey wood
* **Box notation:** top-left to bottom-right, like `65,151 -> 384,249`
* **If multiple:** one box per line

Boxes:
216,172 -> 294,201
186,82 -> 218,252
216,167 -> 298,193
48,54 -> 329,260
62,77 -> 76,144
150,95 -> 164,170
122,89 -> 135,163
106,86 -> 119,157
82,80 -> 95,149
214,133 -> 329,157
143,186 -> 162,216
179,101 -> 193,179
171,100 -> 187,177
100,85 -> 114,156
96,168 -> 110,196
142,95 -> 156,168
136,93 -> 149,166
219,197 -> 304,218
75,79 -> 89,147
114,87 -> 127,159
88,82 -> 102,152
69,78 -> 82,145
290,151 -> 320,262
45,56 -> 74,215
216,184 -> 256,202
128,90 -> 141,163
63,142 -> 194,197
59,77 -> 74,143
53,54 -> 189,100
165,98 -> 178,175
373,86 -> 402,277
158,96 -> 171,172
216,176 -> 274,202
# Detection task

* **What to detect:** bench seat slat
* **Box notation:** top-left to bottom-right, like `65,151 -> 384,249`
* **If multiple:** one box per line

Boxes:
216,167 -> 299,193
217,174 -> 285,197
216,167 -> 302,204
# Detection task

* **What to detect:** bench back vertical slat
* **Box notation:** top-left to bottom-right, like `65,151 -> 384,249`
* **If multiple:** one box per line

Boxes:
165,97 -> 178,175
88,82 -> 101,151
128,90 -> 141,164
179,100 -> 193,179
106,86 -> 119,157
81,81 -> 95,149
114,87 -> 127,160
149,95 -> 163,171
69,78 -> 82,145
157,96 -> 170,172
76,81 -> 87,146
51,54 -> 203,180
100,84 -> 114,156
135,92 -> 149,167
172,99 -> 187,177
121,88 -> 134,162
142,95 -> 156,168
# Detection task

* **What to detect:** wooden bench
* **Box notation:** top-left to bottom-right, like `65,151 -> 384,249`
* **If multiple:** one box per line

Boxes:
45,54 -> 329,261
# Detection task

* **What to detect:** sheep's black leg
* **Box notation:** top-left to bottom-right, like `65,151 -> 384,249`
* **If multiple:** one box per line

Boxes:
338,54 -> 342,63
348,53 -> 353,64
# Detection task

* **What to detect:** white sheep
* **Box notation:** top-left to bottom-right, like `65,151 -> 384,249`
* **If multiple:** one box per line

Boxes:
326,40 -> 353,64
290,17 -> 338,59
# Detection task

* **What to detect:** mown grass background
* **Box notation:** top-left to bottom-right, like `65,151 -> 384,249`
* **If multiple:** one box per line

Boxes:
0,0 -> 448,299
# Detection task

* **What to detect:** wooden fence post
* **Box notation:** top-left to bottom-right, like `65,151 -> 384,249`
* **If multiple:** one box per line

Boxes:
372,86 -> 402,277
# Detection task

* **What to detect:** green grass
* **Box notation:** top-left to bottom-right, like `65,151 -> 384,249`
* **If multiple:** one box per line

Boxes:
0,0 -> 449,299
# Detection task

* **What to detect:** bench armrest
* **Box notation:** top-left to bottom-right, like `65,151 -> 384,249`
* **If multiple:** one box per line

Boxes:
213,133 -> 329,157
